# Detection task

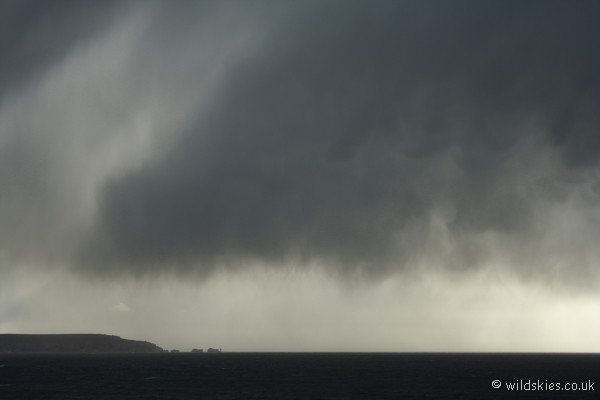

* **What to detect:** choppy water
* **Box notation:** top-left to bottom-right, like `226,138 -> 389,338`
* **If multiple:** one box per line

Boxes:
0,353 -> 598,399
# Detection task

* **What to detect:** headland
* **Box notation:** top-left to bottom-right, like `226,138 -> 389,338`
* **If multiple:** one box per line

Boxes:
0,334 -> 164,353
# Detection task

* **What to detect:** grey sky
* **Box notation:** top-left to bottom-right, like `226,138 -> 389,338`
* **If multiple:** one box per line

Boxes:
1,0 -> 599,351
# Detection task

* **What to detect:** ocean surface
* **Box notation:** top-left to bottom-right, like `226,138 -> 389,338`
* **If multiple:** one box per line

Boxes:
0,353 -> 598,399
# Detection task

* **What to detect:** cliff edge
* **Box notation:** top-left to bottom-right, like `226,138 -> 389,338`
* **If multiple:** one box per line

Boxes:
0,334 -> 164,353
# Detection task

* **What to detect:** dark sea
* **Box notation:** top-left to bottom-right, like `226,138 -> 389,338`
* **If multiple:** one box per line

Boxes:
0,353 -> 598,399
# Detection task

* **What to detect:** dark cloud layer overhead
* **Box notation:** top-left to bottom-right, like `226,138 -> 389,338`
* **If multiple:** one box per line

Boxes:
2,1 -> 600,284
0,0 -> 120,97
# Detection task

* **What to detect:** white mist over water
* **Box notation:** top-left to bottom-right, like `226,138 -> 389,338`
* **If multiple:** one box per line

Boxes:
1,266 -> 598,352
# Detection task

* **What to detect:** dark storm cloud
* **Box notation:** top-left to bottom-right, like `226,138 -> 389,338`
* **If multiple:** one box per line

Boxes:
1,1 -> 599,281
74,0 -> 600,280
0,0 -> 120,98
0,0 -> 125,265
0,0 -> 275,268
